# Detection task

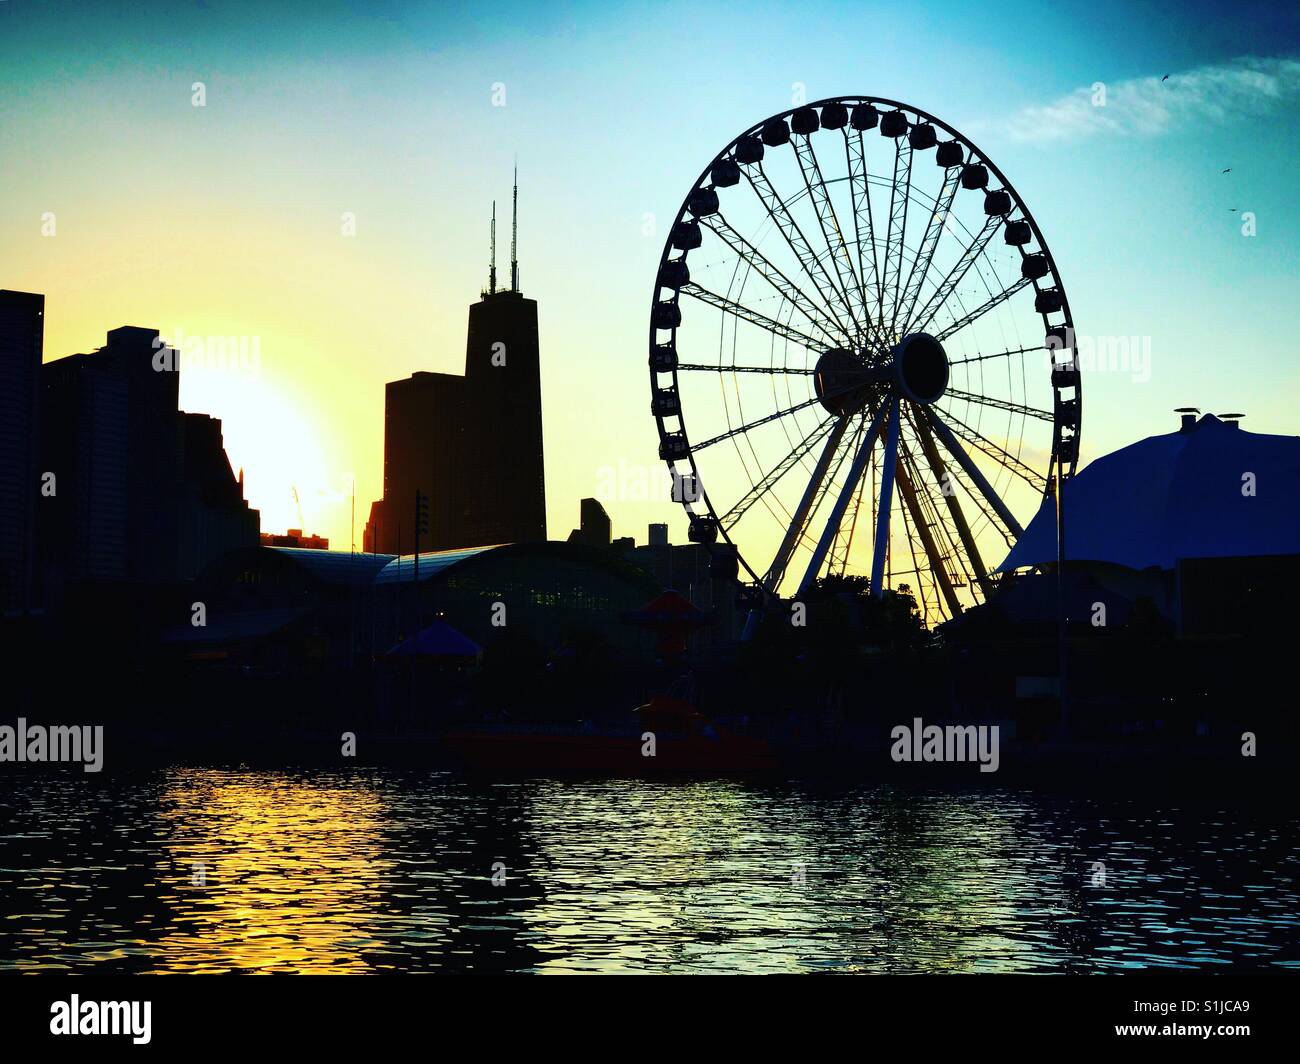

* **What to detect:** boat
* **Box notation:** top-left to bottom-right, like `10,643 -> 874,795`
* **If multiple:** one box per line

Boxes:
441,696 -> 777,774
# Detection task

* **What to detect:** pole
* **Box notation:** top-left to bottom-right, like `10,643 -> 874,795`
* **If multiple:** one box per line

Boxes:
412,490 -> 424,637
511,161 -> 519,292
412,490 -> 421,728
1055,462 -> 1070,738
349,477 -> 356,668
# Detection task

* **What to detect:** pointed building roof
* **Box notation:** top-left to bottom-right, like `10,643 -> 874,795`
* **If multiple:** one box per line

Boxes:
999,414 -> 1300,572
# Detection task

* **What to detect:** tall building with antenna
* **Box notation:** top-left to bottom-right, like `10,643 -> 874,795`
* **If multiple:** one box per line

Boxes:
366,170 -> 546,554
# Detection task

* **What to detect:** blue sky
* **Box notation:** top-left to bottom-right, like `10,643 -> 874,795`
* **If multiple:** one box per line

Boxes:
2,0 -> 1297,553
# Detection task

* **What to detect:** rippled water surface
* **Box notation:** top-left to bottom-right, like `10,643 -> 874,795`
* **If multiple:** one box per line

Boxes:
1,769 -> 1296,973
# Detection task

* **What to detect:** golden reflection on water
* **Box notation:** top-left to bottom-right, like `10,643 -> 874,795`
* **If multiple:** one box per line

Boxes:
1,769 -> 1295,973
148,769 -> 394,973
516,780 -> 1058,973
145,773 -> 1022,975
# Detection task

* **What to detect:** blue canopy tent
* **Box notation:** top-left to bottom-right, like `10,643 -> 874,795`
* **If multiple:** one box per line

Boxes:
387,618 -> 482,660
1000,414 -> 1300,573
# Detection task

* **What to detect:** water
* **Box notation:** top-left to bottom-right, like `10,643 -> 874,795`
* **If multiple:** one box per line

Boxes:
1,768 -> 1296,973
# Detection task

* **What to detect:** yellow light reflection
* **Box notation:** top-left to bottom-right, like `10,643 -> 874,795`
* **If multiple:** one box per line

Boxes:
148,769 -> 393,974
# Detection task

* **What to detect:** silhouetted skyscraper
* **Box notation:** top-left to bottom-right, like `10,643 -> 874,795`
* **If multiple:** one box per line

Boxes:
39,350 -> 130,584
368,180 -> 546,554
41,327 -> 180,585
40,326 -> 258,592
378,369 -> 469,553
461,287 -> 546,545
0,290 -> 44,612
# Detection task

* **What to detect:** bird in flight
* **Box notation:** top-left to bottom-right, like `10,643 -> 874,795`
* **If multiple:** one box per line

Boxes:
1161,74 -> 1170,82
1222,168 -> 1232,173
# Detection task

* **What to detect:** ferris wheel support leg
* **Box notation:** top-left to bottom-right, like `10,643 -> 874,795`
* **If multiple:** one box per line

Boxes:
894,455 -> 962,616
927,410 -> 1024,539
869,399 -> 901,599
764,416 -> 850,593
914,412 -> 994,600
795,403 -> 891,600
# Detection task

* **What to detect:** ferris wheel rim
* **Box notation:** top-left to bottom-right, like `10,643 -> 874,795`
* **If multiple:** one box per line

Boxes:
648,95 -> 1081,609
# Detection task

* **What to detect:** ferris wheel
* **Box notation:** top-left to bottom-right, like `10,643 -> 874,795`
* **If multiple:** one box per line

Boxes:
649,96 -> 1081,623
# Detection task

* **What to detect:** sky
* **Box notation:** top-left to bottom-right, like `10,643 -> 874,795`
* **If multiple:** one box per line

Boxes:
2,0 -> 1298,563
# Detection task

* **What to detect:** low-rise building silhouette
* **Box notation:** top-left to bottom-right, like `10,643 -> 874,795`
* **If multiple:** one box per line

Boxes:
568,498 -> 611,547
261,528 -> 330,550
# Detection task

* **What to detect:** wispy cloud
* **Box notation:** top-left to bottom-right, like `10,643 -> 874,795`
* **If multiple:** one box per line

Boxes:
977,55 -> 1300,143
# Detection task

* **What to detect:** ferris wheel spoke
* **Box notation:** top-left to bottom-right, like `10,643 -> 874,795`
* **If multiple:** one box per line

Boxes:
795,400 -> 891,597
932,276 -> 1034,344
905,215 -> 1000,336
699,213 -> 845,347
742,163 -> 858,342
791,134 -> 875,348
692,390 -> 840,452
880,138 -> 915,343
893,446 -> 962,615
911,409 -> 994,597
945,386 -> 1055,423
934,405 -> 1046,492
926,409 -> 1026,536
896,169 -> 961,336
691,362 -> 878,455
677,363 -> 814,375
763,416 -> 852,591
680,282 -> 824,352
845,129 -> 884,329
720,417 -> 837,530
949,343 -> 1043,367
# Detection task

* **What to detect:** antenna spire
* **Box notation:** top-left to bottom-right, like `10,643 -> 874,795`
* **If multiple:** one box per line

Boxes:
489,200 -> 497,294
510,160 -> 519,292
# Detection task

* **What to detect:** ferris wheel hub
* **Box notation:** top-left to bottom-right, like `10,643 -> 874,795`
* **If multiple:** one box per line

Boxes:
891,332 -> 950,405
815,332 -> 950,416
813,347 -> 875,416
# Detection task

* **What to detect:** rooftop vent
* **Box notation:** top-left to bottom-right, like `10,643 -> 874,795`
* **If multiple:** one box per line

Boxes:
1174,407 -> 1200,432
1218,412 -> 1245,429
